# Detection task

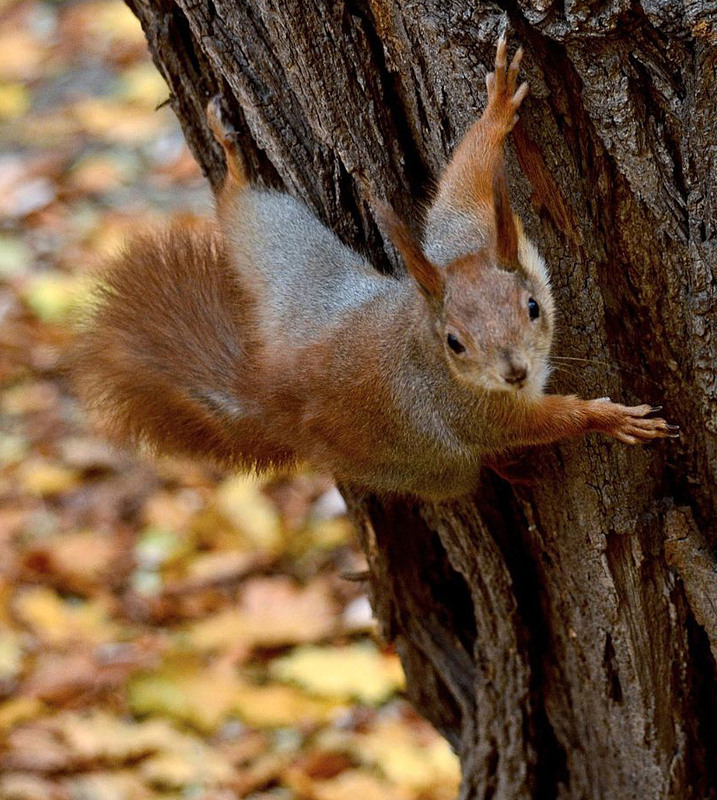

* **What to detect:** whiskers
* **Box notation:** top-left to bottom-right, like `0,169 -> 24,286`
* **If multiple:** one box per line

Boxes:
549,355 -> 662,388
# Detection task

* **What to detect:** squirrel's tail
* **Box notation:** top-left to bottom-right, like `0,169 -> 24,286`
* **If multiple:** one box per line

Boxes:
71,219 -> 291,470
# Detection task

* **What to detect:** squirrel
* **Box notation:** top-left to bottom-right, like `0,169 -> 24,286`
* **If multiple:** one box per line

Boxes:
73,36 -> 678,500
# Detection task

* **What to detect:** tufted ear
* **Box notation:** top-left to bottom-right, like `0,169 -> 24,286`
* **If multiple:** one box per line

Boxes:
375,203 -> 444,300
492,163 -> 520,270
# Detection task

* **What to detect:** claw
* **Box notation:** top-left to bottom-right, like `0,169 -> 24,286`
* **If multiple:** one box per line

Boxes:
513,81 -> 529,106
496,34 -> 508,65
507,47 -> 523,91
650,405 -> 663,413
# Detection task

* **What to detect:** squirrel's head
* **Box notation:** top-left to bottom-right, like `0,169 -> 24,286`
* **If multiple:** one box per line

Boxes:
378,170 -> 553,398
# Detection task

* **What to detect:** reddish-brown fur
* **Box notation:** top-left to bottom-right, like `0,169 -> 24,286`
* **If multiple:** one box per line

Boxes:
72,37 -> 677,499
72,221 -> 294,470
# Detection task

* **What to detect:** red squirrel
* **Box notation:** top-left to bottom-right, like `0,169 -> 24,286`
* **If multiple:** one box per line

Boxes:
73,37 -> 678,500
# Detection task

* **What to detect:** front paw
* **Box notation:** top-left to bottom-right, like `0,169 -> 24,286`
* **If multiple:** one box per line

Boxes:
485,34 -> 529,131
590,398 -> 679,445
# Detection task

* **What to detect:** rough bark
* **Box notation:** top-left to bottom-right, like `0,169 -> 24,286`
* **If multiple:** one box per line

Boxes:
125,0 -> 717,797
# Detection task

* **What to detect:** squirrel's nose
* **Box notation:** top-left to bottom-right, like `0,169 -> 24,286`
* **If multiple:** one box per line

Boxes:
503,361 -> 528,386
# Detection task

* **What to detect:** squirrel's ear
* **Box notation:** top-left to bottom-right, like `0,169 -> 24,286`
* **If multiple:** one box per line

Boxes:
375,203 -> 444,300
492,163 -> 520,269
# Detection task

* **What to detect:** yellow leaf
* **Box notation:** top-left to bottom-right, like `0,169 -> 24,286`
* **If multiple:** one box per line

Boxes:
0,629 -> 23,681
71,98 -> 165,143
119,63 -> 169,108
21,273 -> 91,324
0,82 -> 29,119
140,748 -> 235,789
2,382 -> 57,415
295,516 -> 355,554
17,460 -> 80,497
0,697 -> 45,733
84,1 -> 148,46
351,718 -> 461,793
271,642 -> 405,705
129,658 -> 243,733
215,476 -> 283,551
233,683 -> 344,728
13,587 -> 120,645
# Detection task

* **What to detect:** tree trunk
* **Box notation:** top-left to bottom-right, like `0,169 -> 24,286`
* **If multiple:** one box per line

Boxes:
125,1 -> 717,796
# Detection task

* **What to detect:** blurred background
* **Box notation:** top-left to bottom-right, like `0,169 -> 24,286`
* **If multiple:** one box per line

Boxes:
0,0 -> 460,798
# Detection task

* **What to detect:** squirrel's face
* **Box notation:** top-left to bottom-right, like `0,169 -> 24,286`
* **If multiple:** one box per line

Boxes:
377,178 -> 554,397
437,250 -> 554,397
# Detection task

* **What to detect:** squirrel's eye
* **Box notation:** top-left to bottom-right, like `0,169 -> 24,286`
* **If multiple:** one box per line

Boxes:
447,333 -> 466,354
528,297 -> 540,320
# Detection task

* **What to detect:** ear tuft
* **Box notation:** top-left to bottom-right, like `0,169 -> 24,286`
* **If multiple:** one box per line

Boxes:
374,203 -> 443,299
492,163 -> 520,269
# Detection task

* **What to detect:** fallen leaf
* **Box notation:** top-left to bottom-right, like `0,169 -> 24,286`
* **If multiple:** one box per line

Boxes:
187,577 -> 337,652
70,98 -> 165,143
118,63 -> 168,108
54,710 -> 171,762
139,746 -> 235,789
0,629 -> 24,682
301,768 -> 411,800
61,771 -> 153,800
2,723 -> 75,773
0,82 -> 29,120
21,273 -> 89,323
22,530 -> 121,592
13,587 -> 121,645
214,476 -> 283,552
0,773 -> 64,800
271,642 -> 405,705
232,682 -> 344,728
68,154 -> 133,195
23,642 -> 157,704
129,657 -> 244,733
135,526 -> 192,571
0,697 -> 45,733
59,436 -> 126,472
0,30 -> 46,82
350,717 -> 461,793
234,753 -> 291,797
163,549 -> 268,595
80,0 -> 148,48
17,460 -> 80,496
2,382 -> 59,415
0,235 -> 32,278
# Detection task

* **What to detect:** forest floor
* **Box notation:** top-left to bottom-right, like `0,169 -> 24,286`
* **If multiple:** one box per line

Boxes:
0,1 -> 460,798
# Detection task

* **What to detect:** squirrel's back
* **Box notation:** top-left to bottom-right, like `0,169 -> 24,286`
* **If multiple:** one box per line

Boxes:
221,188 -> 388,344
72,220 -> 294,470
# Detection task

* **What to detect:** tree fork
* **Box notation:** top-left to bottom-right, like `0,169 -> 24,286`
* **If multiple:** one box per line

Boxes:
125,0 -> 717,796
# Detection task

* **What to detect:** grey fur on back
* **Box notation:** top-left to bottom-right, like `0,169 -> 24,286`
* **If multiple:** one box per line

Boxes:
224,189 -> 392,343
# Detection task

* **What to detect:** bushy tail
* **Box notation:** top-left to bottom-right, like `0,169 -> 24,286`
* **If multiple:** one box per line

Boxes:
71,220 -> 289,470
